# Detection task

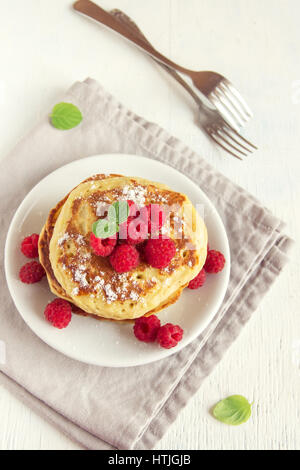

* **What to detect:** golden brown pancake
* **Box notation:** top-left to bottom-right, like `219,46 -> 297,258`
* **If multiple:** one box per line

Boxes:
39,174 -> 187,321
46,175 -> 207,320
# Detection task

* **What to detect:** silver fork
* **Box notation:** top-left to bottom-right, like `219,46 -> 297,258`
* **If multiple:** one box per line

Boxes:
74,0 -> 253,132
110,9 -> 257,160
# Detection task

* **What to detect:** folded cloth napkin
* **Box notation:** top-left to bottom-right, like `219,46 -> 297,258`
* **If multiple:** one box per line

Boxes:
0,78 -> 293,450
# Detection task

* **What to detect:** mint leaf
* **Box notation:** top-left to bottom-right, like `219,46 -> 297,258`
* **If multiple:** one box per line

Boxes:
50,102 -> 82,130
92,219 -> 118,239
112,201 -> 129,225
91,201 -> 129,239
213,395 -> 252,426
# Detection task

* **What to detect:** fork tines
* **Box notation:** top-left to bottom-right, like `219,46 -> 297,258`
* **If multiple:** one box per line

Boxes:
210,79 -> 253,132
208,125 -> 257,160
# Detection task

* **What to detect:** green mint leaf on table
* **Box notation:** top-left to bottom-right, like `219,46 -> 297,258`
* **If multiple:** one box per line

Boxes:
213,395 -> 252,426
50,102 -> 83,130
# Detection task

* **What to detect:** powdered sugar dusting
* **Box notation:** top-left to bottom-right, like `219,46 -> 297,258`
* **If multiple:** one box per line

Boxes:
95,201 -> 109,216
58,232 -> 87,247
104,284 -> 118,304
58,232 -> 70,246
122,185 -> 146,206
76,234 -> 85,245
94,275 -> 105,291
74,265 -> 89,288
88,271 -> 145,303
72,287 -> 79,296
155,193 -> 168,203
130,291 -> 139,301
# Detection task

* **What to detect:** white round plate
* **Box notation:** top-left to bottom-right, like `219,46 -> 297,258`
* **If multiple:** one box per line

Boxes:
5,154 -> 230,367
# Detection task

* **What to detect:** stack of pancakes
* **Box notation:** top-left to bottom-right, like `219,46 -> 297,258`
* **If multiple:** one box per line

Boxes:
38,174 -> 207,321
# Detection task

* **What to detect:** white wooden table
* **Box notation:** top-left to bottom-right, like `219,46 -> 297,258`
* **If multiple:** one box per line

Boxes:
1,0 -> 299,450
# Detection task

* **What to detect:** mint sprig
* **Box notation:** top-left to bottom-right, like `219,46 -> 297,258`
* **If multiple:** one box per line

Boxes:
92,219 -> 118,239
112,201 -> 129,225
213,395 -> 252,426
92,201 -> 129,239
50,102 -> 83,130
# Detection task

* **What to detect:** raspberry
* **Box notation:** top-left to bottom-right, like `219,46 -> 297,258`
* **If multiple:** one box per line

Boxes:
90,233 -> 117,257
119,216 -> 133,241
133,315 -> 161,342
136,240 -> 147,262
21,233 -> 39,258
144,204 -> 166,234
109,244 -> 139,273
127,200 -> 140,217
144,236 -> 176,269
204,249 -> 225,273
44,298 -> 72,329
127,218 -> 148,244
119,216 -> 148,244
188,268 -> 206,289
157,323 -> 184,349
19,261 -> 45,284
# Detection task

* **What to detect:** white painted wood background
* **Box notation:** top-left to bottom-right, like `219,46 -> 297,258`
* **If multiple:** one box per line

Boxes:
0,0 -> 299,450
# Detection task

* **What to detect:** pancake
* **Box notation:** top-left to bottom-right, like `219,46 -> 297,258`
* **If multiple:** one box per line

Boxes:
47,175 -> 207,320
39,174 -> 186,321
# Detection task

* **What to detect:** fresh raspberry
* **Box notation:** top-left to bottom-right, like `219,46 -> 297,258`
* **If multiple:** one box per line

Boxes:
204,249 -> 225,273
144,204 -> 166,234
119,216 -> 148,244
118,216 -> 133,241
133,315 -> 161,342
19,261 -> 45,284
44,298 -> 72,329
20,233 -> 39,258
127,218 -> 148,244
136,240 -> 147,262
90,233 -> 117,257
188,268 -> 206,289
144,236 -> 176,269
127,200 -> 140,217
109,244 -> 140,273
157,323 -> 184,349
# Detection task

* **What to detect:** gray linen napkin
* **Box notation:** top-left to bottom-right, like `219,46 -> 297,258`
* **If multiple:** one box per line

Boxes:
0,78 -> 293,450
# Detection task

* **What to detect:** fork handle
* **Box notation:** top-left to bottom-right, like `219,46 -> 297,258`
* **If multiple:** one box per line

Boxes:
73,0 -> 192,77
110,9 -> 204,108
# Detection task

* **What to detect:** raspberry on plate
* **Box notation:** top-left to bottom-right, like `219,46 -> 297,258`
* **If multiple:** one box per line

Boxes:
133,315 -> 161,342
90,233 -> 117,257
19,261 -> 45,284
44,298 -> 72,329
204,249 -> 225,273
157,323 -> 184,349
188,268 -> 206,289
144,204 -> 166,234
109,244 -> 140,273
144,236 -> 176,269
20,233 -> 39,258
